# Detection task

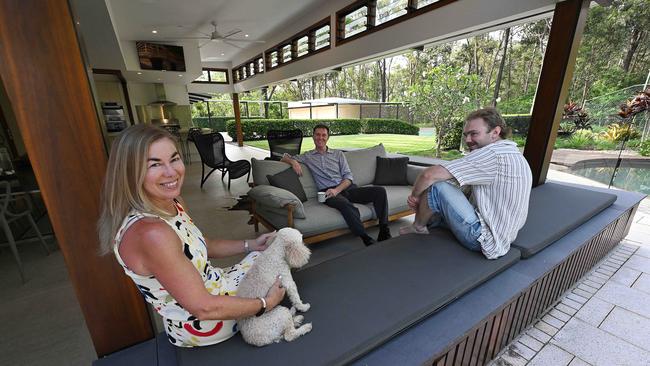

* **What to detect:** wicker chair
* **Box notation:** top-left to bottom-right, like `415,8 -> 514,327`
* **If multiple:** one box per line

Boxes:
192,132 -> 251,190
266,129 -> 303,160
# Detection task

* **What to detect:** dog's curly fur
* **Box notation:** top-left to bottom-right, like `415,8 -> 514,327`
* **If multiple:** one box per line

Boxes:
237,228 -> 312,346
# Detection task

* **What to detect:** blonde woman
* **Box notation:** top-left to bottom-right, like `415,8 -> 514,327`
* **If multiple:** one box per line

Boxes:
98,124 -> 285,347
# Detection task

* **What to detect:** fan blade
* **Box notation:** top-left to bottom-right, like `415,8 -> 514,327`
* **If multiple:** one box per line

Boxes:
164,37 -> 211,40
226,39 -> 266,43
223,40 -> 243,49
222,29 -> 242,38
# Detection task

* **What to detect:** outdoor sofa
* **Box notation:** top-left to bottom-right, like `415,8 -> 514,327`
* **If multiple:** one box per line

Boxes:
94,176 -> 644,366
248,144 -> 423,243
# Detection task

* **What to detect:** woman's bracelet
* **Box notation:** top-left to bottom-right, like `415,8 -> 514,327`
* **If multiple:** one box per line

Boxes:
255,297 -> 266,317
244,240 -> 250,253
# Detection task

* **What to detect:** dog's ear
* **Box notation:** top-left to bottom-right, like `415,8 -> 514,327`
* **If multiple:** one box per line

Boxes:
285,236 -> 310,268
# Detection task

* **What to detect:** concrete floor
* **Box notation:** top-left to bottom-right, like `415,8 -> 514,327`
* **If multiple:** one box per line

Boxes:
0,141 -> 647,365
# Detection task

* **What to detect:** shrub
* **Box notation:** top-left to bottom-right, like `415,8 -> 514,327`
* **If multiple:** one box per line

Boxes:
502,114 -> 531,136
362,119 -> 419,135
192,116 -> 263,131
226,118 -> 416,141
439,119 -> 464,150
627,139 -> 641,149
639,140 -> 650,157
601,123 -> 640,142
226,119 -> 363,141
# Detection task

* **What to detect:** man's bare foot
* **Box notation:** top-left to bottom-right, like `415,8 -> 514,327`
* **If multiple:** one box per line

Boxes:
399,224 -> 429,235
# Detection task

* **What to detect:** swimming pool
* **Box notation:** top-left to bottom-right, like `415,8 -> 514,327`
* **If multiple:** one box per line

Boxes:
571,163 -> 650,194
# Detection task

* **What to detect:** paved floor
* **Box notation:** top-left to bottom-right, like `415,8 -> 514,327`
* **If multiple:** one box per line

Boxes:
0,141 -> 647,365
489,169 -> 650,366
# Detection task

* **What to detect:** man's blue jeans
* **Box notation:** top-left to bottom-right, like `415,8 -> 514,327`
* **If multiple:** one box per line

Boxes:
426,181 -> 482,252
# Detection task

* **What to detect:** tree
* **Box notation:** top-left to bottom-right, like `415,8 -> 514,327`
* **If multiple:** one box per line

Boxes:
409,65 -> 483,157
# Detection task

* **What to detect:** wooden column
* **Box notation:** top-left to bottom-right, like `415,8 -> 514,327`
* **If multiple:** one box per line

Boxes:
0,0 -> 153,357
232,93 -> 244,146
523,0 -> 590,186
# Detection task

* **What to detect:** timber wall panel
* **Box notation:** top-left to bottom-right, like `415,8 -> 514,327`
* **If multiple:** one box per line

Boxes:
0,0 -> 153,356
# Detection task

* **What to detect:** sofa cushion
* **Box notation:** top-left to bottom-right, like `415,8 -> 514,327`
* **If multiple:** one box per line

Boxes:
251,158 -> 318,199
382,185 -> 412,215
174,230 -> 521,366
512,182 -> 617,258
374,156 -> 409,186
248,185 -> 306,219
256,199 -> 375,237
266,168 -> 308,202
343,144 -> 386,186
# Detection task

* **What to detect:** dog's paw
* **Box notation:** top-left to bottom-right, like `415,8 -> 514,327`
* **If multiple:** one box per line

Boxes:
300,322 -> 313,334
295,303 -> 310,312
293,315 -> 304,326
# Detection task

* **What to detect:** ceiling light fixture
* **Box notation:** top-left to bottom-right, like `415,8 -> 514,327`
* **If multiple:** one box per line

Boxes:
244,34 -> 249,37
221,53 -> 225,56
152,30 -> 158,34
178,74 -> 183,77
137,72 -> 142,75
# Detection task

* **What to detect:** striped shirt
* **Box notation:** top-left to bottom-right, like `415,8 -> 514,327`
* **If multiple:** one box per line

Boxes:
442,140 -> 532,259
293,148 -> 353,190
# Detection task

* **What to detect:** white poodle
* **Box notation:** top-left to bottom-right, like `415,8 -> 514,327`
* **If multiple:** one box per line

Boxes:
237,227 -> 312,346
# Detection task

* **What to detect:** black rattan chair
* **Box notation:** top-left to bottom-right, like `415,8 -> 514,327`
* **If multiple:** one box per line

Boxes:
192,132 -> 251,190
266,129 -> 303,161
185,127 -> 203,164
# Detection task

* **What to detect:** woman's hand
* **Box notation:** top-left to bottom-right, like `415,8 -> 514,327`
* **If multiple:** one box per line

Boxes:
251,231 -> 276,251
264,276 -> 286,310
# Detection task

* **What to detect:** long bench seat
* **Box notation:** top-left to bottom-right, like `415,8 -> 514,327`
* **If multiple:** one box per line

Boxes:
94,182 -> 643,366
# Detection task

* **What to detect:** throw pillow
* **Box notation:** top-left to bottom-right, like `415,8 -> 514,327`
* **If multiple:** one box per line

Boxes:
247,185 -> 306,219
373,156 -> 409,185
267,168 -> 308,202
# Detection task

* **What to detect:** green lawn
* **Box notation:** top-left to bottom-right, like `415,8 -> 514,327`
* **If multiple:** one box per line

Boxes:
245,134 -> 438,156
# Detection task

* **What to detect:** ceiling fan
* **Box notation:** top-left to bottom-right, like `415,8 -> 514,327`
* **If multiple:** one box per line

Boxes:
169,21 -> 265,49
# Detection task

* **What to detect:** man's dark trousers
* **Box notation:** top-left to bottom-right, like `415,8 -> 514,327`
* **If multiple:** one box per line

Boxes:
324,184 -> 389,236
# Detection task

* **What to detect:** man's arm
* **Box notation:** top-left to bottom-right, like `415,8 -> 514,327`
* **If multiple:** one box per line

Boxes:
412,165 -> 453,197
326,178 -> 351,198
281,153 -> 303,176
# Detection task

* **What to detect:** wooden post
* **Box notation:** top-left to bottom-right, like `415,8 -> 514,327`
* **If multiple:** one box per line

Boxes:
0,0 -> 153,356
232,93 -> 243,146
523,0 -> 590,186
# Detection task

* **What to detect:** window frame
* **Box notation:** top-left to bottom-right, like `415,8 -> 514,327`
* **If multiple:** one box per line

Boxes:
232,54 -> 265,83
336,0 -> 457,46
264,17 -> 331,72
192,67 -> 230,84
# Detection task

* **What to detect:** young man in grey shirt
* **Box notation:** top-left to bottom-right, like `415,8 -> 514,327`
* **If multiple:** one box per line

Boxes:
282,125 -> 392,246
401,108 -> 532,259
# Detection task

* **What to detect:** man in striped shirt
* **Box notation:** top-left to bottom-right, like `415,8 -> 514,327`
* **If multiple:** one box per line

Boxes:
400,108 -> 532,259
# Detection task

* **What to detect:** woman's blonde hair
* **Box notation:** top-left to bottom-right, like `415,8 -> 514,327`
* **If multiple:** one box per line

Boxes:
97,124 -> 180,255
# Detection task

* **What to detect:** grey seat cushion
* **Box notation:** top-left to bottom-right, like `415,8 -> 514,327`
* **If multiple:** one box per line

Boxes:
512,182 -> 617,258
382,185 -> 411,214
343,144 -> 386,186
175,231 -> 520,366
251,158 -> 319,199
257,199 -> 375,236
